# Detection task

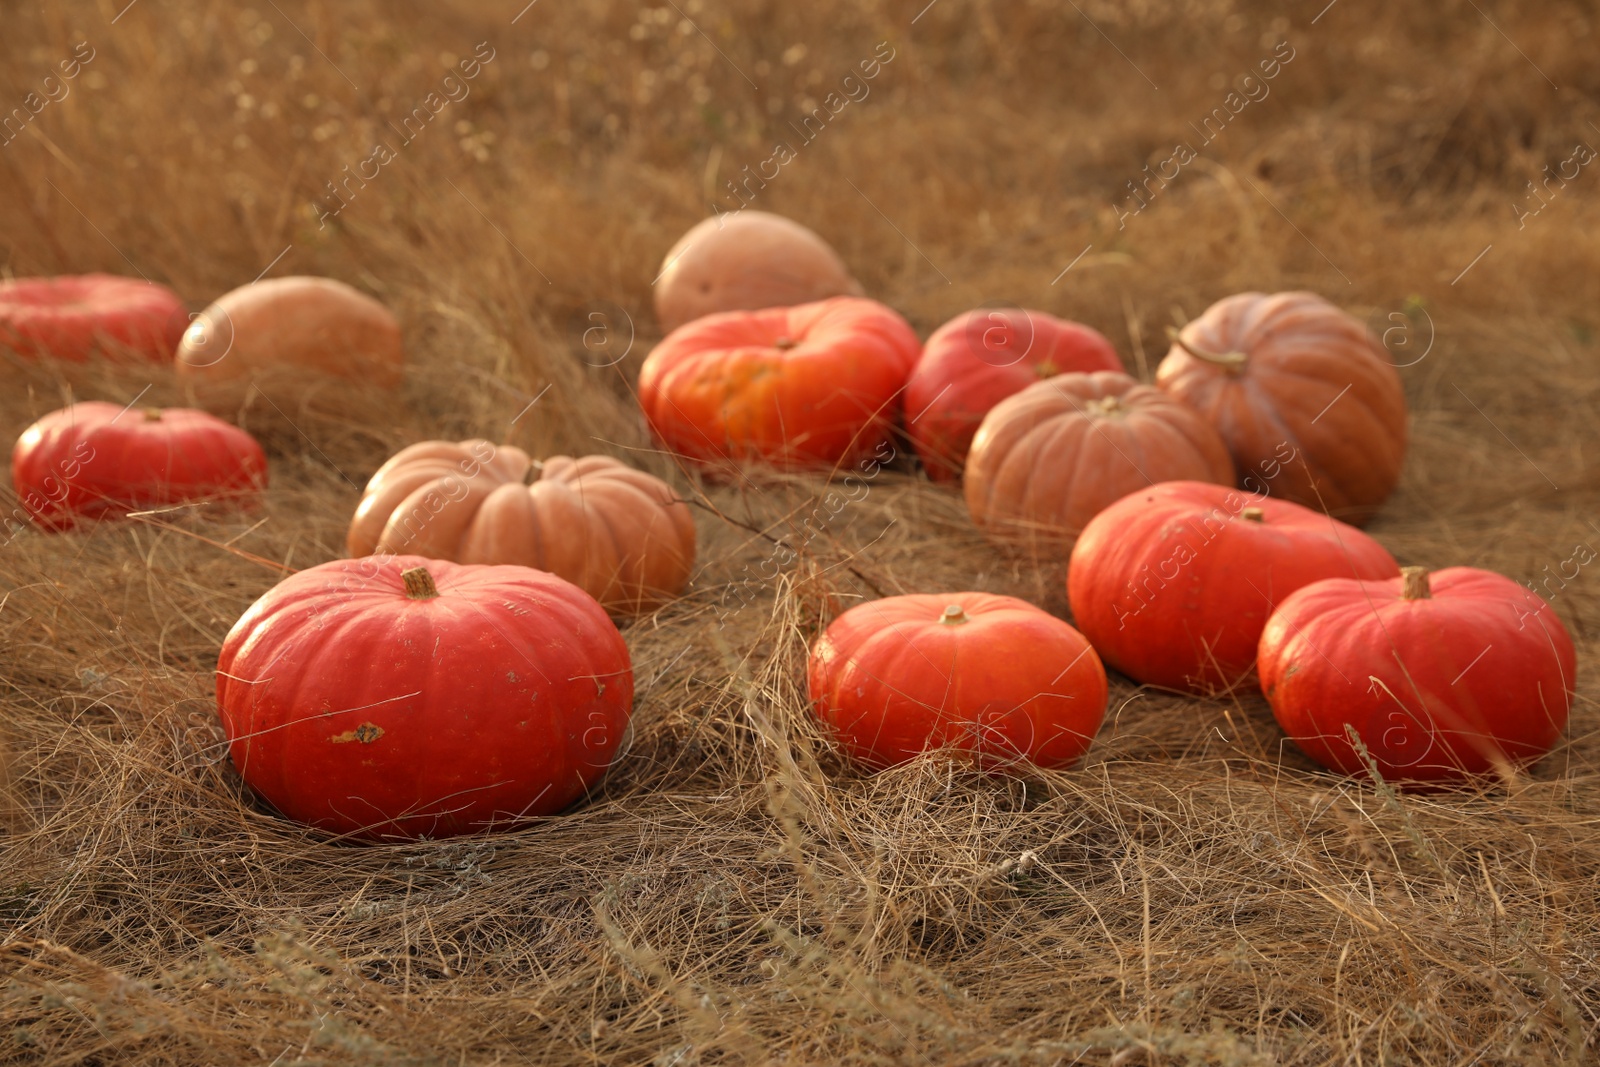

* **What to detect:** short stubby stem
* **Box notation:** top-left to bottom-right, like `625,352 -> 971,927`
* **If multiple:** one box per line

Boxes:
143,408 -> 164,422
939,604 -> 969,626
1241,507 -> 1264,522
402,566 -> 441,599
773,336 -> 800,350
1401,566 -> 1431,600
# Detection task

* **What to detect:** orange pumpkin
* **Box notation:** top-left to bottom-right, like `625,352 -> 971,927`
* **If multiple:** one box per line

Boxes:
347,441 -> 695,616
1156,291 -> 1406,525
176,276 -> 403,408
965,371 -> 1235,554
654,211 -> 863,333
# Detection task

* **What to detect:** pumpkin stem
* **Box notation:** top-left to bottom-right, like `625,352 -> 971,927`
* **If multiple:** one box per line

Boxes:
939,604 -> 969,626
773,336 -> 799,350
1241,507 -> 1264,522
1401,566 -> 1431,601
402,566 -> 441,600
142,408 -> 163,421
1089,395 -> 1124,416
1035,360 -> 1058,379
1166,326 -> 1247,373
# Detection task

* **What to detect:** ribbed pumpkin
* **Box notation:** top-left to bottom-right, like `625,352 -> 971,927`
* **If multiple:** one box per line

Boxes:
1156,291 -> 1406,525
347,441 -> 695,616
906,309 -> 1123,483
654,211 -> 863,334
808,592 -> 1108,769
1259,566 -> 1575,785
1068,481 -> 1400,695
11,401 -> 267,531
216,556 -> 634,840
638,296 -> 919,472
964,371 -> 1235,554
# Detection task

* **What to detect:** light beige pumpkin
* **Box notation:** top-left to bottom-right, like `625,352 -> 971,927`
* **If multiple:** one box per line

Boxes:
654,211 -> 863,333
347,441 -> 695,615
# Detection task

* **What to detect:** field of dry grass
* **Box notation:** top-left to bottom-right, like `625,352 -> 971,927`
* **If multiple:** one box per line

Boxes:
4,1 -> 1600,1063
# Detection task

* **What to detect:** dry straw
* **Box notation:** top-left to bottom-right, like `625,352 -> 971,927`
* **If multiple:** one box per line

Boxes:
3,1 -> 1600,1064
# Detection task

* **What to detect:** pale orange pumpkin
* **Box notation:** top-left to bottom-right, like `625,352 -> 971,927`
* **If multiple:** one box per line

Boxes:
965,371 -> 1235,554
654,211 -> 863,333
176,276 -> 404,410
347,441 -> 695,616
1156,291 -> 1407,525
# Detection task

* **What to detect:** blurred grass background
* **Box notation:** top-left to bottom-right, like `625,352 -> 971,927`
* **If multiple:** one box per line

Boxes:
3,1 -> 1600,1064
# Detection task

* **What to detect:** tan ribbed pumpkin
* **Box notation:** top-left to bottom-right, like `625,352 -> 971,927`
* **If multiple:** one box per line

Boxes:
347,441 -> 695,615
1156,291 -> 1407,525
964,371 -> 1235,555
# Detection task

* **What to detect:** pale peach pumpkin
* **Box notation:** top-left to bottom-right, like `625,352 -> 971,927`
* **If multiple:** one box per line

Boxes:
654,211 -> 863,333
347,441 -> 695,616
965,371 -> 1235,555
176,276 -> 403,409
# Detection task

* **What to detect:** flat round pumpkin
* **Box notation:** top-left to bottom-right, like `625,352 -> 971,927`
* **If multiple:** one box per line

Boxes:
1156,291 -> 1406,525
0,274 -> 187,363
638,295 -> 919,472
808,592 -> 1108,769
347,441 -> 695,616
964,371 -> 1235,554
1259,566 -> 1575,784
654,211 -> 863,333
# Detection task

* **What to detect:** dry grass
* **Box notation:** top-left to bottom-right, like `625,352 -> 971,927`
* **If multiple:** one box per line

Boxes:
4,1 -> 1600,1063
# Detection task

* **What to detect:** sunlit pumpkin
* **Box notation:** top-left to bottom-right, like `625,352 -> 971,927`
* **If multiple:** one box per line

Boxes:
347,441 -> 695,616
1259,566 -> 1575,784
1067,480 -> 1399,694
216,556 -> 634,840
10,401 -> 267,531
964,371 -> 1234,555
1156,291 -> 1407,525
0,274 -> 186,363
808,592 -> 1108,769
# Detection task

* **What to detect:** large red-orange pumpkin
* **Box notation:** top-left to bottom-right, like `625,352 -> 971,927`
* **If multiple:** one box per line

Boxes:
907,309 -> 1123,483
346,442 -> 695,616
1067,481 -> 1399,694
176,276 -> 403,409
10,401 -> 267,531
654,211 -> 863,333
808,592 -> 1108,769
638,296 -> 919,471
1156,291 -> 1407,525
0,274 -> 187,363
216,556 -> 634,840
964,371 -> 1235,554
1259,566 -> 1575,785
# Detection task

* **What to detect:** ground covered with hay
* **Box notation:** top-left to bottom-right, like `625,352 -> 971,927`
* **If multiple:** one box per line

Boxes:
4,1 -> 1600,1064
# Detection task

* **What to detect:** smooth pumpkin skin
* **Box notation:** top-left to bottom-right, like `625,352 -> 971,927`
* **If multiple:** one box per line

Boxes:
1156,291 -> 1407,525
808,592 -> 1108,769
175,275 -> 404,396
907,309 -> 1124,484
638,296 -> 920,471
11,401 -> 267,531
0,274 -> 187,363
216,556 -> 634,840
1067,481 -> 1399,694
654,211 -> 863,333
347,441 -> 695,616
964,371 -> 1235,554
1259,567 -> 1575,784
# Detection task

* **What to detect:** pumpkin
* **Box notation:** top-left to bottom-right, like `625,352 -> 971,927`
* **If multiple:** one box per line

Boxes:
217,556 -> 634,840
964,371 -> 1235,554
907,309 -> 1123,484
347,442 -> 695,616
1259,566 -> 1575,784
10,401 -> 268,531
654,211 -> 863,333
638,296 -> 919,471
175,276 -> 403,407
808,592 -> 1108,769
0,274 -> 187,363
1068,480 -> 1399,694
1156,291 -> 1406,525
